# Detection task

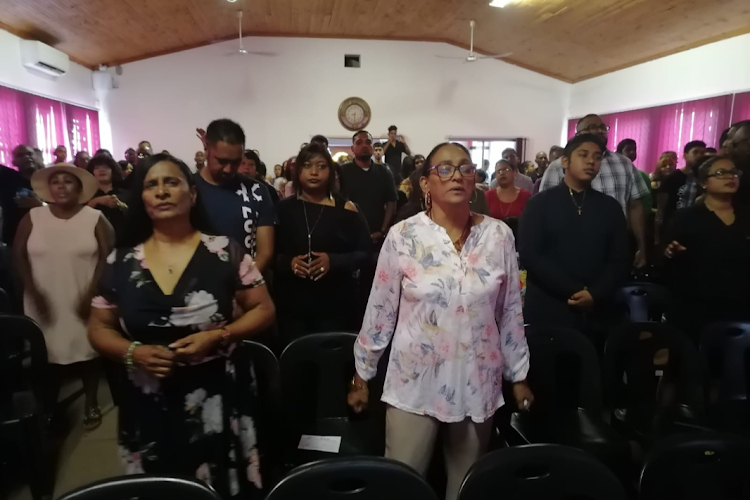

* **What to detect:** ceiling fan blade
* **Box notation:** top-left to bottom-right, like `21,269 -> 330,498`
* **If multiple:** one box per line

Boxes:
436,55 -> 468,59
475,52 -> 513,59
246,51 -> 277,57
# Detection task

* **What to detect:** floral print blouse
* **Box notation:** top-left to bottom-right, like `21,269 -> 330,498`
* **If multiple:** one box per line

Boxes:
354,212 -> 530,423
91,234 -> 267,497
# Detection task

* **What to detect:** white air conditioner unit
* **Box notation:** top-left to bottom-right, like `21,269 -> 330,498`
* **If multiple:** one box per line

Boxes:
20,40 -> 69,77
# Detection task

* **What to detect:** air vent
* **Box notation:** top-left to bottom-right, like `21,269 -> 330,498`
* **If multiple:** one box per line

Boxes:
345,55 -> 361,68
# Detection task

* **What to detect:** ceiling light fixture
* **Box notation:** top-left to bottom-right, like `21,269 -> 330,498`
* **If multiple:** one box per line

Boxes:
489,0 -> 513,7
226,0 -> 238,3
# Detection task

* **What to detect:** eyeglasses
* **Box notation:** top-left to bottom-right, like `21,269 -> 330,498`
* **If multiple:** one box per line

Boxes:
707,168 -> 743,179
580,125 -> 610,134
496,167 -> 514,174
429,162 -> 477,180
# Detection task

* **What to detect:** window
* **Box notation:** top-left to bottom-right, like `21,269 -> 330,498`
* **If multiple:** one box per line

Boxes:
0,84 -> 100,168
449,138 -> 525,172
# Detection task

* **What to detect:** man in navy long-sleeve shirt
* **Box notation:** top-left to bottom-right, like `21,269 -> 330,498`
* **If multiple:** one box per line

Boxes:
519,134 -> 629,332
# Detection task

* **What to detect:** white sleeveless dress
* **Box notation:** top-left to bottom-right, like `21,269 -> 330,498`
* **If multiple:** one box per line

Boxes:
24,206 -> 100,365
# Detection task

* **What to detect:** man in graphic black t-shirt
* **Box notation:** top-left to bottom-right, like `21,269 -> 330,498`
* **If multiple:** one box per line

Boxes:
383,125 -> 411,182
194,120 -> 276,272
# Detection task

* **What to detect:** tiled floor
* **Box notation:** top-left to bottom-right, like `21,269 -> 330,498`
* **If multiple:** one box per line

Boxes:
5,379 -> 122,500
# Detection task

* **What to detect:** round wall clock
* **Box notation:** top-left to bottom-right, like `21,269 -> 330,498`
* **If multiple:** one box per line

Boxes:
338,97 -> 371,131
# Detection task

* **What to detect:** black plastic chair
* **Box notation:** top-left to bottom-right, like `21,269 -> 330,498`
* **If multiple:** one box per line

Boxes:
508,326 -> 631,483
700,322 -> 750,435
615,282 -> 670,322
603,322 -> 706,443
0,315 -> 52,500
55,474 -> 223,500
458,443 -> 628,500
639,432 -> 750,500
265,457 -> 438,500
0,287 -> 11,314
242,340 -> 283,482
279,333 -> 387,468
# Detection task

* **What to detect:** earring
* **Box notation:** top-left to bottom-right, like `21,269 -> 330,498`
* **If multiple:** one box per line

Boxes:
425,192 -> 432,211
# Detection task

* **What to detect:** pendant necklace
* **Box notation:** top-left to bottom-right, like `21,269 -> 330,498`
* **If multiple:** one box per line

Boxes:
302,199 -> 325,263
569,187 -> 586,215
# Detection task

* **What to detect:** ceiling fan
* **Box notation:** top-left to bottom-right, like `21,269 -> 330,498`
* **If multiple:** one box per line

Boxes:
436,20 -> 512,62
227,11 -> 276,57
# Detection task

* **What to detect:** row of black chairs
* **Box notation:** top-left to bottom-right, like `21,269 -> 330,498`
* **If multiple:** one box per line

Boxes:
54,435 -> 750,500
3,313 -> 750,499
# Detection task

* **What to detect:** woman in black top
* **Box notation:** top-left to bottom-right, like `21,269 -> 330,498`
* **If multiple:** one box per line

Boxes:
87,155 -> 129,239
275,143 -> 371,344
664,156 -> 750,342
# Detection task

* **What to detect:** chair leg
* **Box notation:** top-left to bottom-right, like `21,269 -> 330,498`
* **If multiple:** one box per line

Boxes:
19,416 -> 54,500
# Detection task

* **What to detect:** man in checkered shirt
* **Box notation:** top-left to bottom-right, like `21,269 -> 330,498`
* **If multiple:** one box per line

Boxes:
539,114 -> 650,268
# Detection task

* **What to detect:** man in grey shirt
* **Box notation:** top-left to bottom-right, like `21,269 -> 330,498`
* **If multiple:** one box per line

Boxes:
490,148 -> 534,192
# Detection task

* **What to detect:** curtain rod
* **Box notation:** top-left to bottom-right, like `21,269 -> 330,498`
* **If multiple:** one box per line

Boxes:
0,81 -> 99,112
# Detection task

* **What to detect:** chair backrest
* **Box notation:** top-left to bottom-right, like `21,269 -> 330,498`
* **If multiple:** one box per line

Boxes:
242,341 -> 282,470
603,322 -> 704,422
639,432 -> 750,500
0,314 -> 48,409
55,474 -> 223,500
280,332 -> 359,422
458,444 -> 628,500
524,326 -> 602,411
615,282 -> 669,322
0,287 -> 11,314
700,322 -> 750,402
265,457 -> 438,500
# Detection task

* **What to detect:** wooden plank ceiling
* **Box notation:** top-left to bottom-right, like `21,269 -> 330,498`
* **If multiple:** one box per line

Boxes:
0,0 -> 749,82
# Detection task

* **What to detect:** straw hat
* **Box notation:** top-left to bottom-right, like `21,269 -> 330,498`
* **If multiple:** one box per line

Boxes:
31,163 -> 99,205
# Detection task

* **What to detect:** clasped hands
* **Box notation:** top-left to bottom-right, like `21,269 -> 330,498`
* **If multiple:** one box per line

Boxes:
291,252 -> 330,281
133,329 -> 225,378
568,289 -> 594,311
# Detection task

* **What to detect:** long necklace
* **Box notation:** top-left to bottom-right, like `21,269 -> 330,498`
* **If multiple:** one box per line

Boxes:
499,188 -> 518,219
569,187 -> 586,215
302,200 -> 325,262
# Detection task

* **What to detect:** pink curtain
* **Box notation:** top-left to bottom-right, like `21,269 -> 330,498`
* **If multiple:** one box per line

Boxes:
65,103 -> 100,158
0,86 -> 28,169
567,119 -> 577,140
24,94 -> 69,165
732,91 -> 750,122
568,94 -> 735,173
0,84 -> 101,167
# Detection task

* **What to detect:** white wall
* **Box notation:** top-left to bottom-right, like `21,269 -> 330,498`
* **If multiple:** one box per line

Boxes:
0,28 -> 96,109
103,37 -> 570,167
570,33 -> 750,118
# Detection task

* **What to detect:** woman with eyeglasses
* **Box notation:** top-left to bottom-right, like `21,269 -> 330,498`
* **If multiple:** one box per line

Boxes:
664,156 -> 750,342
347,142 -> 532,500
274,143 -> 371,344
485,159 -> 532,221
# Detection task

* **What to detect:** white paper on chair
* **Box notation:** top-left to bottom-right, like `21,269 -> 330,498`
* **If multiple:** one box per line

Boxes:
298,435 -> 342,453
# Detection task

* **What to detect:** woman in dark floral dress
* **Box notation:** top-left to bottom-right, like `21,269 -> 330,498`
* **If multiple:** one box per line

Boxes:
88,154 -> 275,498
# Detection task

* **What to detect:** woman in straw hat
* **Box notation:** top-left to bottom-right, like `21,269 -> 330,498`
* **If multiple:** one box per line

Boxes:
13,163 -> 114,430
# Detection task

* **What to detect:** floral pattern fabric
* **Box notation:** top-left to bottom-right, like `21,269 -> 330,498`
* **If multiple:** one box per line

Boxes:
92,234 -> 265,498
354,213 -> 530,423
